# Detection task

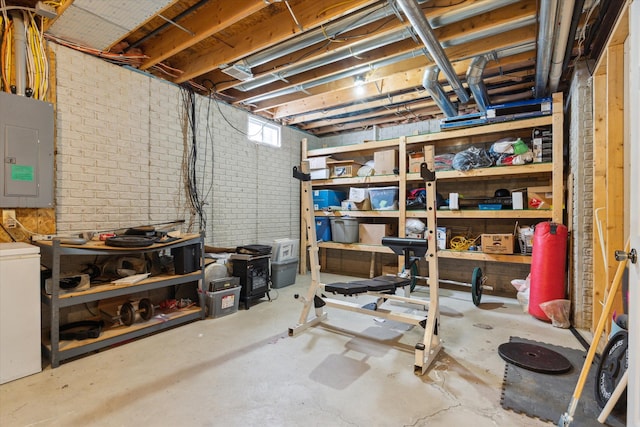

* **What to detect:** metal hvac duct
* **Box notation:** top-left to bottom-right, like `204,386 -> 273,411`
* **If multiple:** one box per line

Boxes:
422,65 -> 457,117
396,0 -> 469,103
548,0 -> 576,93
233,0 -> 520,75
466,55 -> 490,112
236,26 -> 415,92
534,0 -> 559,97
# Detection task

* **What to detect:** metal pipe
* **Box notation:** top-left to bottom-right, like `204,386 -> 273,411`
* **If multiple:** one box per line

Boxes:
561,0 -> 586,72
548,0 -> 576,93
10,12 -> 27,96
241,40 -> 536,107
534,0 -> 559,97
236,27 -> 415,92
422,65 -> 457,117
396,0 -> 469,103
466,55 -> 490,112
231,0 -> 521,89
128,0 -> 209,50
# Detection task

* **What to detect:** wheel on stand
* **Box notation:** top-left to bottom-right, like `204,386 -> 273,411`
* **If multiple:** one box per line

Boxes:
401,262 -> 419,292
471,267 -> 483,306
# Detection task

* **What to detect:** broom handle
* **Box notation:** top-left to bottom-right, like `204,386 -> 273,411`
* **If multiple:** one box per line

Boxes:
597,370 -> 628,423
567,239 -> 630,414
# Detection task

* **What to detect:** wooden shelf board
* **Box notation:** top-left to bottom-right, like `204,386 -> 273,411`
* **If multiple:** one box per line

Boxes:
314,210 -> 400,218
46,307 -> 201,352
438,250 -> 532,264
55,271 -> 202,300
317,242 -> 394,253
405,116 -> 553,144
407,163 -> 553,182
426,210 -> 553,219
310,174 -> 399,186
307,138 -> 399,157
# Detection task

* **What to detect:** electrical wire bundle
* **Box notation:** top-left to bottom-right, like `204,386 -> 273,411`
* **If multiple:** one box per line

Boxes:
0,0 -> 56,100
180,85 -> 207,234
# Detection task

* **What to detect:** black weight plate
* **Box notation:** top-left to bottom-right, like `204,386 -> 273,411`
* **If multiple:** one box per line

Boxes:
498,342 -> 572,374
595,330 -> 628,410
139,298 -> 155,321
119,302 -> 136,326
471,267 -> 483,306
105,236 -> 157,248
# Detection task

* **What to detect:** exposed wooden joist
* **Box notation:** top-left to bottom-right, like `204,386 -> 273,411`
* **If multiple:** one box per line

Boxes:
271,26 -> 536,118
284,52 -> 535,125
227,1 -> 536,104
308,88 -> 533,134
174,0 -> 379,83
138,0 -> 270,71
300,80 -> 535,131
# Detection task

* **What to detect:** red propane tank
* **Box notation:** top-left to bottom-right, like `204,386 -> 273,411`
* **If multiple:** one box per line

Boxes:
528,222 -> 568,321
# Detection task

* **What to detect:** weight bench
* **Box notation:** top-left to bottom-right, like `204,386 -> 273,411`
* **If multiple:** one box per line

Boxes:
324,275 -> 411,296
289,147 -> 442,375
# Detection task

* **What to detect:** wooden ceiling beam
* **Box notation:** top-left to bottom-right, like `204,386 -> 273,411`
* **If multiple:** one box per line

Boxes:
226,0 -> 536,102
271,26 -> 536,118
173,0 -> 379,83
309,88 -> 533,135
300,77 -> 536,131
138,0 -> 270,71
284,53 -> 535,125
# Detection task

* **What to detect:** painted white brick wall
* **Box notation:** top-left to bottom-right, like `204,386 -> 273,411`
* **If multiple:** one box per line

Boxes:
50,43 -> 317,247
568,61 -> 594,329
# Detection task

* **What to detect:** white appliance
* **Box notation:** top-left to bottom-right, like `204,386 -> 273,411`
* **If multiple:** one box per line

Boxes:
0,242 -> 42,384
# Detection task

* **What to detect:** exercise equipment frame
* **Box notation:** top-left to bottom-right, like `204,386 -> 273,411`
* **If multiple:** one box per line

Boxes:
289,146 -> 441,375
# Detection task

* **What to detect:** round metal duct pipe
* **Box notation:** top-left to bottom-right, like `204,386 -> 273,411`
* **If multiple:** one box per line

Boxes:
396,0 -> 469,103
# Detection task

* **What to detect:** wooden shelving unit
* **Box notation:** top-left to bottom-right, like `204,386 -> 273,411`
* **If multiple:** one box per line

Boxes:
299,93 -> 564,291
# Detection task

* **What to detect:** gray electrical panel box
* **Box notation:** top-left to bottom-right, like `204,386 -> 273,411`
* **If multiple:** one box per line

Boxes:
0,92 -> 54,207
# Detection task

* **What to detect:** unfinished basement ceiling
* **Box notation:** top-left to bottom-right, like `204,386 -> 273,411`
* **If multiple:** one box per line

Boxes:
12,0 -> 623,135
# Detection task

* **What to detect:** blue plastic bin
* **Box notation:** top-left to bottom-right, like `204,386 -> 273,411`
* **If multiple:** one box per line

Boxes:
315,217 -> 332,241
313,189 -> 346,210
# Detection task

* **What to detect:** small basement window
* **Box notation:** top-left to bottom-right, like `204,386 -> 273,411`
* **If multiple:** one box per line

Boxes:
248,116 -> 281,147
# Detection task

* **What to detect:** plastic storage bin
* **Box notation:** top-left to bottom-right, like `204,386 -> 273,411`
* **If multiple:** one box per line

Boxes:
315,217 -> 332,241
330,217 -> 359,243
368,186 -> 399,210
205,286 -> 240,318
271,259 -> 298,288
271,238 -> 299,262
313,189 -> 346,210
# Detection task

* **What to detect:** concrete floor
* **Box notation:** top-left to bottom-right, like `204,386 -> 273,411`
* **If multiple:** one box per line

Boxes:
1,272 -> 587,427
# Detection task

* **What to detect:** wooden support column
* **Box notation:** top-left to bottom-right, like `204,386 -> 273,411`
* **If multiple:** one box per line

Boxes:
300,138 -> 309,275
591,12 -> 628,331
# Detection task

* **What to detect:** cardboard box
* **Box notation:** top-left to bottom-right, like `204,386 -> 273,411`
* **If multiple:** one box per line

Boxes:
358,223 -> 397,245
327,160 -> 360,178
436,227 -> 450,250
408,151 -> 425,173
481,233 -> 514,254
374,149 -> 398,175
307,156 -> 332,169
310,168 -> 330,180
527,186 -> 553,209
342,187 -> 371,210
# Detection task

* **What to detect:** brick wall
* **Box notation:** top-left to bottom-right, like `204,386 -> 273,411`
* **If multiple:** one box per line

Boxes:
568,61 -> 594,328
50,43 -> 317,247
313,119 -> 440,149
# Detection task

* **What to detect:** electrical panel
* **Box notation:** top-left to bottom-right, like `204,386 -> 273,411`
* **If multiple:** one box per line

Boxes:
0,92 -> 54,207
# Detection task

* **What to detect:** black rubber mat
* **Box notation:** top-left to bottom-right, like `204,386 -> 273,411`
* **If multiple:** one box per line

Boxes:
500,336 -> 626,427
